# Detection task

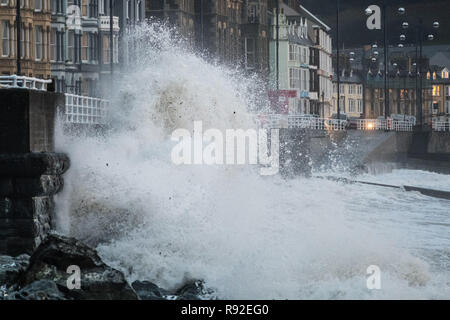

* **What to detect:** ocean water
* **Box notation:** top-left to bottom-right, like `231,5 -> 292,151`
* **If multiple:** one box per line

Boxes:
54,23 -> 450,300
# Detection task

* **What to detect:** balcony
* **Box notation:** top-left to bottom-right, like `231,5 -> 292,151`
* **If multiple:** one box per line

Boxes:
99,16 -> 120,32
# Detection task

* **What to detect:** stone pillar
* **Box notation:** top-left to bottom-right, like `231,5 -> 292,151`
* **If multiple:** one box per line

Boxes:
0,89 -> 69,256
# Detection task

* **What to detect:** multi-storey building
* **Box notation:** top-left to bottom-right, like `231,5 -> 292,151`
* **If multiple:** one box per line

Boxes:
427,66 -> 450,121
194,0 -> 243,65
48,0 -> 121,96
332,70 -> 364,118
0,0 -> 52,79
115,0 -> 145,68
146,0 -> 195,45
269,4 -> 311,114
241,0 -> 269,76
306,6 -> 332,117
269,2 -> 331,116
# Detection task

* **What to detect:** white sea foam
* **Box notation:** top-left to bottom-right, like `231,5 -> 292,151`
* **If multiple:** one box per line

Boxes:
54,22 -> 450,299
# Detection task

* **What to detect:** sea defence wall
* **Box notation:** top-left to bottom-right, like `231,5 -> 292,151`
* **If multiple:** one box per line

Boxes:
0,89 -> 69,256
280,129 -> 450,175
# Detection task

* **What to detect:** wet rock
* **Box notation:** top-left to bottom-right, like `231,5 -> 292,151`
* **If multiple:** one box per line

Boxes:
175,280 -> 206,300
20,233 -> 138,300
8,280 -> 66,300
0,254 -> 30,287
132,280 -> 166,300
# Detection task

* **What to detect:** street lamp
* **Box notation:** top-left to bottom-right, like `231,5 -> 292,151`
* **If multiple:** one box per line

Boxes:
400,11 -> 439,128
365,4 -> 415,120
16,0 -> 21,75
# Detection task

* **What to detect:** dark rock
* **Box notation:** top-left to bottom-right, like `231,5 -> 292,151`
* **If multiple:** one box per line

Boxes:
20,234 -> 138,300
132,280 -> 166,300
8,280 -> 66,300
0,254 -> 30,287
175,280 -> 206,300
0,153 -> 70,178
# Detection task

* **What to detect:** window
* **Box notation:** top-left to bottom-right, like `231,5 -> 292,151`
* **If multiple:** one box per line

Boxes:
89,33 -> 97,62
68,30 -> 74,62
446,86 -> 450,97
1,0 -> 8,5
35,0 -> 42,11
103,34 -> 109,64
443,71 -> 449,79
245,38 -> 255,69
289,68 -> 300,89
349,84 -> 355,94
99,0 -> 105,14
349,99 -> 356,113
35,26 -> 43,60
82,32 -> 88,61
25,26 -> 30,57
357,85 -> 363,95
126,0 -> 131,19
357,99 -> 363,113
302,70 -> 308,90
20,24 -> 25,58
50,28 -> 56,61
1,21 -> 9,57
432,85 -> 440,97
81,0 -> 88,16
446,101 -> 450,114
289,44 -> 295,61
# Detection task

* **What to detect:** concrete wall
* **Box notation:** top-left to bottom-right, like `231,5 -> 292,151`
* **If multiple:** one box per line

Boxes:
0,89 -> 65,153
0,89 -> 68,256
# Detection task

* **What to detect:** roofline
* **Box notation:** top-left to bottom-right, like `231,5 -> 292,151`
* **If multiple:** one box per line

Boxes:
299,5 -> 331,32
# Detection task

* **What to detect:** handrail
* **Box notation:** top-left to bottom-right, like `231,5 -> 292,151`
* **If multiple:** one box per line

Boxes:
0,75 -> 52,91
64,93 -> 109,125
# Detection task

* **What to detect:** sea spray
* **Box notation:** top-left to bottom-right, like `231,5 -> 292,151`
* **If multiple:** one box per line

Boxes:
54,22 -> 449,299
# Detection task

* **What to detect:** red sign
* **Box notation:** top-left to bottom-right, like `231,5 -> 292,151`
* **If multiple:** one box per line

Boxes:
268,90 -> 297,114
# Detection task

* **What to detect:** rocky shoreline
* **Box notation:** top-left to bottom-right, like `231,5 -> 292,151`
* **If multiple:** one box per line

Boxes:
0,234 -> 209,300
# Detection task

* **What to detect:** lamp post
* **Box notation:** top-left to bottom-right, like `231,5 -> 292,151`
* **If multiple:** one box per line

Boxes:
365,2 -> 389,119
336,0 -> 341,121
110,0 -> 114,76
275,0 -> 279,91
16,0 -> 21,75
399,11 -> 439,127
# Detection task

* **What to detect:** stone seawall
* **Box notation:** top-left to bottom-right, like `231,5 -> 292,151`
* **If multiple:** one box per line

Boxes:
0,89 -> 69,256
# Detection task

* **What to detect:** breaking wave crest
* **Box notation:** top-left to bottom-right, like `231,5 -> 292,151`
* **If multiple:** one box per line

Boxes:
54,22 -> 449,299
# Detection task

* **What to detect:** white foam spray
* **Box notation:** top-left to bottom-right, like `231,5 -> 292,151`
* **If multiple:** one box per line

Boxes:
54,22 -> 449,299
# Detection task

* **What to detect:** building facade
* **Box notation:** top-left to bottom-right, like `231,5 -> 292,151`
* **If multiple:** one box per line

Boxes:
0,0 -> 52,79
48,1 -> 120,96
241,0 -> 269,76
269,2 -> 332,116
269,4 -> 311,114
147,0 -> 195,44
332,70 -> 363,118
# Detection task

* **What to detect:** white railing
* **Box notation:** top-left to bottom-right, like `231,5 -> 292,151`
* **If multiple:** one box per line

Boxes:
257,115 -> 415,132
356,119 -> 413,131
64,94 -> 108,124
432,119 -> 450,132
0,75 -> 52,91
257,115 -> 347,131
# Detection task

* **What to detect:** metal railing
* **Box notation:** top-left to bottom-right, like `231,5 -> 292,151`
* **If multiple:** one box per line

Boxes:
257,115 -> 415,132
0,75 -> 52,91
64,94 -> 108,124
355,119 -> 413,131
257,115 -> 347,131
432,119 -> 450,132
